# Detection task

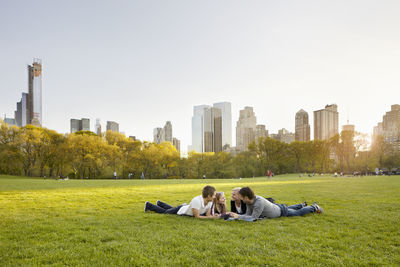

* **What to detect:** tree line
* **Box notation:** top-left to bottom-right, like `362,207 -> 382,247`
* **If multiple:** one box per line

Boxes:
0,120 -> 399,179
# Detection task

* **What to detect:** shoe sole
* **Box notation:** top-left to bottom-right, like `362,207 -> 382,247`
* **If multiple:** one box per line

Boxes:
144,201 -> 149,212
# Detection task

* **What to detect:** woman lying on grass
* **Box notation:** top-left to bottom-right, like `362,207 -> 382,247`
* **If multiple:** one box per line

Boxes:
210,192 -> 228,218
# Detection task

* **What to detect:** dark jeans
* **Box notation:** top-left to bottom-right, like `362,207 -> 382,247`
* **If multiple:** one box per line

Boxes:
146,201 -> 183,214
277,203 -> 316,217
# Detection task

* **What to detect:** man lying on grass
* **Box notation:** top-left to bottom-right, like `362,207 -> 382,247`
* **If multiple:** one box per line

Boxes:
229,187 -> 323,221
230,187 -> 276,215
144,185 -> 219,219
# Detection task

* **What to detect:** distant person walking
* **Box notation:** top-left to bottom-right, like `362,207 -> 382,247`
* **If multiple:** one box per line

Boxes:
113,171 -> 117,180
141,172 -> 145,180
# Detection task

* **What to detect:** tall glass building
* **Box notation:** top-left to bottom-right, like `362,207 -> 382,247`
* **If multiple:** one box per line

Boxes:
213,102 -> 232,147
191,105 -> 210,153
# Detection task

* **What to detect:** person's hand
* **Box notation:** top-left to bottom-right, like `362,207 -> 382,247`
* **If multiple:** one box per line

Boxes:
229,212 -> 239,219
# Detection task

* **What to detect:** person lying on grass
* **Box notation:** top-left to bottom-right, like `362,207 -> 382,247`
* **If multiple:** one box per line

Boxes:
144,185 -> 219,219
229,187 -> 323,221
210,192 -> 228,217
230,187 -> 276,215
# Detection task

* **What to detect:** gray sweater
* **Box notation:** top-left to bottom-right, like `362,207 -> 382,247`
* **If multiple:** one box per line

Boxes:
238,195 -> 281,221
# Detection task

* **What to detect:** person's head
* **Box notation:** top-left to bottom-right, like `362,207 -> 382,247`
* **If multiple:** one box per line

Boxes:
231,187 -> 241,201
238,187 -> 255,204
216,192 -> 226,204
213,192 -> 227,214
202,185 -> 216,201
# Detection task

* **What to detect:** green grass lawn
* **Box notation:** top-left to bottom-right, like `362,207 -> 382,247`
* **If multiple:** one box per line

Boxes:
0,174 -> 399,266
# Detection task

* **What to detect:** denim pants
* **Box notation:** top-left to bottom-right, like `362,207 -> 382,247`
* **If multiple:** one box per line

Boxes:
147,201 -> 183,214
277,203 -> 316,217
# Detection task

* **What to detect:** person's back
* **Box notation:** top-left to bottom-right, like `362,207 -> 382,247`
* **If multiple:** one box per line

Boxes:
242,195 -> 281,220
177,195 -> 212,216
229,187 -> 323,221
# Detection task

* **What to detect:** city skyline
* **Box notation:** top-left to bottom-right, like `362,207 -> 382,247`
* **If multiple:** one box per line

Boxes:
2,61 -> 399,152
2,1 -> 400,153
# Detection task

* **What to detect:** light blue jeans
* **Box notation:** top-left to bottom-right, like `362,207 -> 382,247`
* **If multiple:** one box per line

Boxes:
277,203 -> 316,217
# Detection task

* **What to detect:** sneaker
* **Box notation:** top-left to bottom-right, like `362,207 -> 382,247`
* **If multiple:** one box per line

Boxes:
312,202 -> 323,213
156,200 -> 161,206
144,201 -> 149,212
301,201 -> 308,207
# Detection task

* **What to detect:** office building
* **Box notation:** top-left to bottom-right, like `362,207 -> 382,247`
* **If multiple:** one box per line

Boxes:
173,137 -> 181,153
278,128 -> 295,144
153,121 -> 173,144
163,121 -> 173,142
373,104 -> 400,151
213,102 -> 232,147
153,127 -> 163,144
3,116 -> 17,126
314,104 -> 339,141
236,107 -> 257,151
342,124 -> 355,132
70,119 -> 80,133
70,118 -> 90,133
295,109 -> 310,142
255,124 -> 268,142
203,107 -> 222,153
95,119 -> 102,136
106,121 -> 119,132
190,105 -> 210,152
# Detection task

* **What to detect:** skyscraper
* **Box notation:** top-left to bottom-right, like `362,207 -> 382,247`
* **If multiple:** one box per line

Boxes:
278,128 -> 295,144
255,124 -> 268,142
203,107 -> 222,153
28,59 -> 42,126
191,105 -> 210,152
13,59 -> 41,127
173,137 -> 181,153
106,121 -> 119,132
213,102 -> 232,147
153,127 -> 163,143
70,118 -> 90,133
236,107 -> 257,151
295,109 -> 311,142
373,104 -> 400,151
314,104 -> 339,141
70,119 -> 80,133
153,121 -> 173,144
342,124 -> 355,132
163,121 -> 173,142
80,118 -> 90,131
95,119 -> 102,136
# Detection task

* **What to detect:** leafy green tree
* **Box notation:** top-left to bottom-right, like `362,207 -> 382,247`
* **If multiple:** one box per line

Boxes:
19,125 -> 42,176
0,122 -> 23,175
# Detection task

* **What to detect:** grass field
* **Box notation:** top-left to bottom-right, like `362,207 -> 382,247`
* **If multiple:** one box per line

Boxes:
0,174 -> 399,266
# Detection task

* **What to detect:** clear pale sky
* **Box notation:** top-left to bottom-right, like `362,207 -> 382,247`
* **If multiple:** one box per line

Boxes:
1,0 -> 400,153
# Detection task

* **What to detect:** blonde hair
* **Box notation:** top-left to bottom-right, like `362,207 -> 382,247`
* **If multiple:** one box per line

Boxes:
213,192 -> 227,214
232,187 -> 241,192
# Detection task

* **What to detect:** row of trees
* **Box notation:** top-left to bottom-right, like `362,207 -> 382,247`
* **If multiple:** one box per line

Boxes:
0,120 -> 399,179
